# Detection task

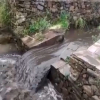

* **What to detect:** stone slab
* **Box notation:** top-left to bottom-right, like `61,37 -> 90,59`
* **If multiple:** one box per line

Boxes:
60,48 -> 73,60
58,64 -> 70,76
88,40 -> 100,57
60,42 -> 80,60
51,60 -> 66,69
73,50 -> 100,70
73,45 -> 100,71
21,31 -> 64,49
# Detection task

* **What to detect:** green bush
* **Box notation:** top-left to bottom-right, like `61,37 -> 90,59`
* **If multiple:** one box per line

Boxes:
75,17 -> 86,29
29,18 -> 51,34
0,0 -> 11,27
59,11 -> 70,30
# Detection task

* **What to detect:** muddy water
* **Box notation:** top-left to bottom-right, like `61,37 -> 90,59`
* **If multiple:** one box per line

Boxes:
0,29 -> 100,100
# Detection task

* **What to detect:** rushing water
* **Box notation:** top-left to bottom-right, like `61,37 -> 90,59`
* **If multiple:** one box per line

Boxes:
0,29 -> 100,100
33,80 -> 63,100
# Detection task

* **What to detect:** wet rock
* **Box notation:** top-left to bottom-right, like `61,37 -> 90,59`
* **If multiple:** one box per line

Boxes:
56,35 -> 64,43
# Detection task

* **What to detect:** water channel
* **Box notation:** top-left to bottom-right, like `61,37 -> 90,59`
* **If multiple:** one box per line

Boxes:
0,28 -> 99,100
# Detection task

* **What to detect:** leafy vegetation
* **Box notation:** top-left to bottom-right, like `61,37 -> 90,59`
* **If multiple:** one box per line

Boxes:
0,0 -> 11,27
22,18 -> 50,40
59,11 -> 70,30
23,28 -> 29,35
21,10 -> 90,37
75,17 -> 86,29
65,57 -> 70,64
23,17 -> 51,36
29,18 -> 51,34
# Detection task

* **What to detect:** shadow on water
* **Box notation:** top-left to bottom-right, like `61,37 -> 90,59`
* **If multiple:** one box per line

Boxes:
0,28 -> 100,100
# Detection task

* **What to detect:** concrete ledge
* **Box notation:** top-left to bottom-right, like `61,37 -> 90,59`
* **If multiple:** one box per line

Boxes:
21,31 -> 64,49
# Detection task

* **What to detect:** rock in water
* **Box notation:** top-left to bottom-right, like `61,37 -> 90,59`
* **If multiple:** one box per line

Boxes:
56,35 -> 64,43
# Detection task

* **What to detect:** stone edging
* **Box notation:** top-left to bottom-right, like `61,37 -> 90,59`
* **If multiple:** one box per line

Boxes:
49,39 -> 100,100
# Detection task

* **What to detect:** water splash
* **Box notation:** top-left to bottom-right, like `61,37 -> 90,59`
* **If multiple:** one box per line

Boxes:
34,81 -> 63,100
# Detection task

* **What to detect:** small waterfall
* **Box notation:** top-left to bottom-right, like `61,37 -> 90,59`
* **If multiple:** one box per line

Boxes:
15,47 -> 58,92
0,53 -> 63,100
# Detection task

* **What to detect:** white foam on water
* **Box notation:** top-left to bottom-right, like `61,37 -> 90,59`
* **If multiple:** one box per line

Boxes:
36,82 -> 63,100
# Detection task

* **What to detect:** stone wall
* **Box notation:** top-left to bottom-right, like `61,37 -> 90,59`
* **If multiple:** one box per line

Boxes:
49,40 -> 100,100
9,0 -> 100,35
69,41 -> 100,100
12,0 -> 100,19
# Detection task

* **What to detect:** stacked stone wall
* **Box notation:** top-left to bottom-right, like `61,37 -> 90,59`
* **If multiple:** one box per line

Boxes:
9,0 -> 100,35
50,40 -> 100,100
69,41 -> 100,100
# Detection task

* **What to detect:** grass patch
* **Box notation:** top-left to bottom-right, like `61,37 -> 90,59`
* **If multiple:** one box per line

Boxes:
59,11 -> 70,30
75,17 -> 86,29
0,0 -> 11,27
22,11 -> 89,36
65,57 -> 70,64
49,24 -> 62,30
29,18 -> 51,34
23,17 -> 51,35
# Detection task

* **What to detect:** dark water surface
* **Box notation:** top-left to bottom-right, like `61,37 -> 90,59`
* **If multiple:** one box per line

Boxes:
0,29 -> 100,100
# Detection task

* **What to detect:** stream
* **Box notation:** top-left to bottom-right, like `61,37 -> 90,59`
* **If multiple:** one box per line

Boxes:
0,28 -> 99,100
